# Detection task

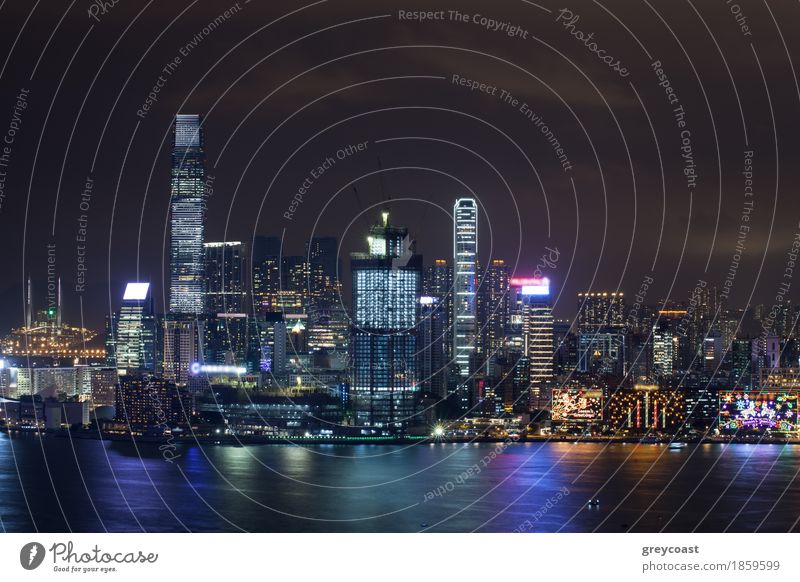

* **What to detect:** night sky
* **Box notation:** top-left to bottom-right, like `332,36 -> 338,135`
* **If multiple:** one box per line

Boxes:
0,0 -> 798,332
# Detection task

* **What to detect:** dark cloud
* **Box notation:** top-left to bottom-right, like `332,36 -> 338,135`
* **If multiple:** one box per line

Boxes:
0,0 -> 797,331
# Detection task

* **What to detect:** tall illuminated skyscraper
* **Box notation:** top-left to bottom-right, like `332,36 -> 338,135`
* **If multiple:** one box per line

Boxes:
169,114 -> 206,315
453,198 -> 478,410
108,282 -> 156,372
478,259 -> 510,365
203,241 -> 248,368
204,241 -> 247,315
350,209 -> 421,431
164,114 -> 206,385
510,277 -> 554,410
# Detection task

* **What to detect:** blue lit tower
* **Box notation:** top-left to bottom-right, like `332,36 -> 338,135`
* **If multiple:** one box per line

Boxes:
164,114 -> 206,385
109,282 -> 157,372
350,209 -> 422,431
510,277 -> 554,410
453,198 -> 478,409
169,114 -> 207,315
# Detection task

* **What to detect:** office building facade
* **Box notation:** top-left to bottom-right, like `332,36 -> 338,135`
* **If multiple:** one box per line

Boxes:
350,210 -> 422,430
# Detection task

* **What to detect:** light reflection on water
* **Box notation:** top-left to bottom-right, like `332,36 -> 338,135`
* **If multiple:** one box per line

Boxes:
0,434 -> 798,532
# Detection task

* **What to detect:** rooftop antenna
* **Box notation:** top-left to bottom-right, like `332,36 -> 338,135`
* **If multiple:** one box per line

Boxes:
351,184 -> 363,209
57,277 -> 62,327
26,276 -> 32,328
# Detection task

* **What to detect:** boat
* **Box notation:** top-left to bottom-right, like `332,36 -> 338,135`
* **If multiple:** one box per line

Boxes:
668,442 -> 687,449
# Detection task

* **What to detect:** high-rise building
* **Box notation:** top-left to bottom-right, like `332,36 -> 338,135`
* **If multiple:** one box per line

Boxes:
204,313 -> 249,368
86,367 -> 118,409
478,259 -> 510,366
418,295 -> 447,398
305,237 -> 340,284
731,338 -> 754,387
162,318 -> 200,386
165,114 -> 206,383
650,308 -> 693,377
286,257 -> 326,312
453,198 -> 478,410
307,306 -> 349,369
421,260 -> 452,400
576,292 -> 625,332
423,259 -> 453,358
257,313 -> 288,376
703,331 -> 725,373
108,282 -> 157,372
553,319 -> 577,376
253,255 -> 281,313
169,114 -> 206,315
204,242 -> 249,369
350,209 -> 422,430
510,277 -> 554,410
652,318 -> 677,377
204,241 -> 247,315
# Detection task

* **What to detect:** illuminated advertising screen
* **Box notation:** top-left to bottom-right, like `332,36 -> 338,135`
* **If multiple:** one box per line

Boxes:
510,277 -> 549,296
123,282 -> 150,301
719,390 -> 798,432
551,388 -> 603,422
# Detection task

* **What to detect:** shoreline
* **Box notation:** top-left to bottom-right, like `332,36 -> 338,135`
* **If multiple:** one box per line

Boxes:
3,429 -> 799,447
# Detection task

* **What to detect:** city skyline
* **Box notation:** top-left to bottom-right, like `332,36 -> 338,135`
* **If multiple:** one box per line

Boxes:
3,111 -> 798,439
2,0 -> 800,541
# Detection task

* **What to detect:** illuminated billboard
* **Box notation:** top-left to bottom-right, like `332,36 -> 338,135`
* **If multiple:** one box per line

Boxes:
719,390 -> 798,432
551,388 -> 603,422
510,277 -> 550,296
123,282 -> 150,301
189,363 -> 247,376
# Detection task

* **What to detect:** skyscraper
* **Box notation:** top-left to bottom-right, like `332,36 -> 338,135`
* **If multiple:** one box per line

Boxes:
204,241 -> 247,315
418,295 -> 446,398
423,259 -> 453,356
162,319 -> 200,385
478,259 -> 510,366
652,319 -> 677,377
652,309 -> 686,378
350,209 -> 422,430
576,291 -> 625,332
108,282 -> 157,372
453,198 -> 478,410
510,277 -> 554,410
253,257 -> 281,313
169,114 -> 206,315
305,236 -> 340,284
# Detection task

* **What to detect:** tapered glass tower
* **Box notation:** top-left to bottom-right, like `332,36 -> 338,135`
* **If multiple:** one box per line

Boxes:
169,114 -> 206,315
453,198 -> 477,410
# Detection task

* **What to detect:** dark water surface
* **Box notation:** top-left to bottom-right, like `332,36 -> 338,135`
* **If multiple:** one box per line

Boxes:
2,434 -> 800,532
